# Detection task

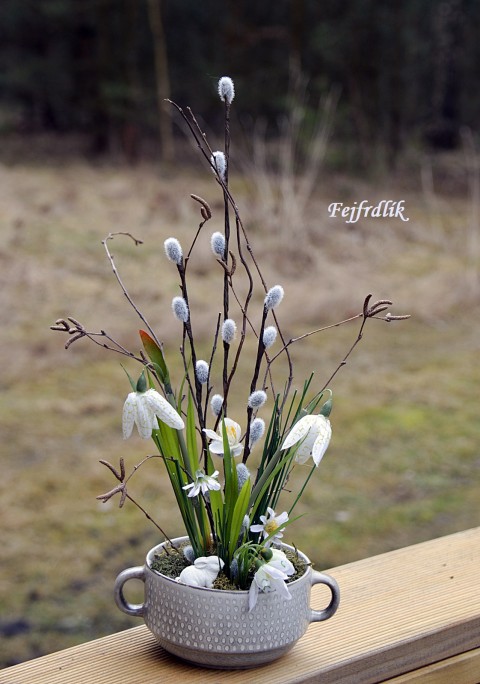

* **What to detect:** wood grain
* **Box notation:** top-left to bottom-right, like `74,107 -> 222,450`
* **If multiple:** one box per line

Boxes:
2,527 -> 479,684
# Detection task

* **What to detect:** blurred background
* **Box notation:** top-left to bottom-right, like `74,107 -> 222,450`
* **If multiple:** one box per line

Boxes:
1,0 -> 479,668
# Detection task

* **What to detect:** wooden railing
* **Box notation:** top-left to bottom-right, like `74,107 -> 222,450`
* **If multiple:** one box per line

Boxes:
1,527 -> 479,684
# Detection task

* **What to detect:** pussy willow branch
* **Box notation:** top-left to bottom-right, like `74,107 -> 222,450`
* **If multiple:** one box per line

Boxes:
213,214 -> 256,432
185,194 -> 212,267
221,100 -> 233,412
227,275 -> 277,401
168,100 -> 266,426
242,306 -> 268,463
208,114 -> 292,412
204,313 -> 221,445
176,263 -> 207,450
102,232 -> 163,350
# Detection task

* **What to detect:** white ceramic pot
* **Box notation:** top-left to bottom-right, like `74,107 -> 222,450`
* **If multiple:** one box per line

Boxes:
114,536 -> 340,669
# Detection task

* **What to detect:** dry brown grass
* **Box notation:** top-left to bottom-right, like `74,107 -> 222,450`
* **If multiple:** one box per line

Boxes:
1,145 -> 479,667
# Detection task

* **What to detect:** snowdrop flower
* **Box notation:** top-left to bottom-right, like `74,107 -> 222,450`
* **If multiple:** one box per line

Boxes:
248,390 -> 267,409
164,237 -> 183,265
183,469 -> 221,498
222,318 -> 237,344
218,76 -> 235,104
211,231 -> 226,259
172,296 -> 189,323
249,418 -> 265,448
263,325 -> 277,349
195,360 -> 209,384
264,285 -> 284,310
210,394 -> 224,417
250,507 -> 289,546
177,556 -> 224,588
204,418 -> 243,458
122,389 -> 184,439
248,550 -> 295,612
211,151 -> 226,181
281,414 -> 332,466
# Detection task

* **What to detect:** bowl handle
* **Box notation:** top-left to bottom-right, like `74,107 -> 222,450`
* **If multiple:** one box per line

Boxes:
309,570 -> 340,622
114,566 -> 146,617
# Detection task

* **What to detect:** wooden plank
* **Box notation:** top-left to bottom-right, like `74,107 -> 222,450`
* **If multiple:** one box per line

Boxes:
1,527 -> 480,684
383,647 -> 480,683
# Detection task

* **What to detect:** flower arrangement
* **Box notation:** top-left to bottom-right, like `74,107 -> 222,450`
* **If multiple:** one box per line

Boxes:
51,76 -> 408,612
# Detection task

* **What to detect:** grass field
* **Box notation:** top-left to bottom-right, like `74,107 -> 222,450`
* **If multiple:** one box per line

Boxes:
1,143 -> 479,667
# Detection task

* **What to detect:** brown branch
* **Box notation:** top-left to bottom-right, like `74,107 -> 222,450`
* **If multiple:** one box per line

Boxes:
102,232 -> 163,350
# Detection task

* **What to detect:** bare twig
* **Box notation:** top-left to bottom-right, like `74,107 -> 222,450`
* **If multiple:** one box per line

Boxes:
96,455 -> 178,550
102,232 -> 163,350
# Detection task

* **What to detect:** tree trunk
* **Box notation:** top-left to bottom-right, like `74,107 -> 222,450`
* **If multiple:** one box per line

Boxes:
146,0 -> 174,162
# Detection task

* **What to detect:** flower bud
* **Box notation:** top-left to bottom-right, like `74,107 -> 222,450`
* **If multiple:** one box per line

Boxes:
211,151 -> 226,181
164,237 -> 183,265
210,394 -> 224,417
210,231 -> 226,259
230,557 -> 239,581
222,318 -> 237,344
263,326 -> 277,349
320,396 -> 333,418
236,463 -> 250,492
136,372 -> 147,393
195,360 -> 209,385
260,547 -> 273,562
218,76 -> 235,105
264,285 -> 284,310
241,514 -> 250,534
183,545 -> 195,563
172,296 -> 189,323
248,390 -> 267,410
249,418 -> 265,447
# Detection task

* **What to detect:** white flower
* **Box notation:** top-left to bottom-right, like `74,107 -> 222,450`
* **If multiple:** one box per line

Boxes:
218,76 -> 235,104
203,418 -> 243,458
122,389 -> 184,439
281,414 -> 332,466
248,550 -> 295,612
250,507 -> 289,546
183,470 -> 221,498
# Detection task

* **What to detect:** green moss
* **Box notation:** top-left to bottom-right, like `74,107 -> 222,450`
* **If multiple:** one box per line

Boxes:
150,544 -> 307,591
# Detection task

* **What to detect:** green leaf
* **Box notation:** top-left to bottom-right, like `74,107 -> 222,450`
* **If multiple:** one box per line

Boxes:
139,330 -> 169,384
249,449 -> 293,520
221,421 -> 238,527
186,391 -> 199,473
228,479 -> 251,557
121,364 -> 137,392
